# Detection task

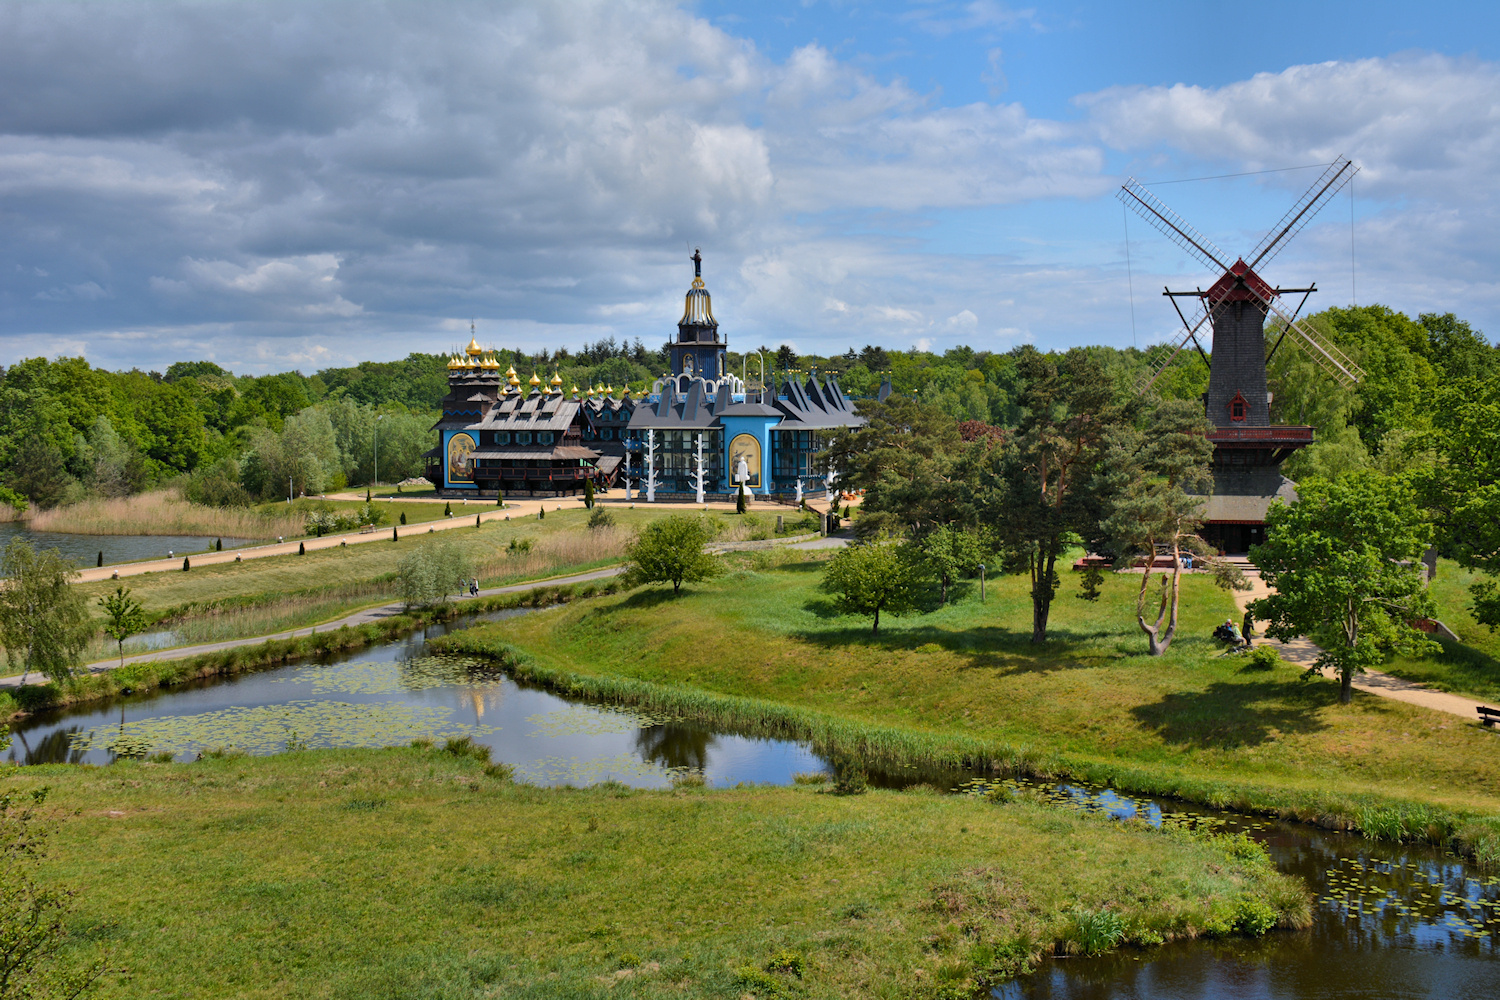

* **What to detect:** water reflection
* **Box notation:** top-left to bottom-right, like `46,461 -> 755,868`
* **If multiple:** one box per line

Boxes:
0,522 -> 253,566
634,724 -> 715,772
988,781 -> 1500,1000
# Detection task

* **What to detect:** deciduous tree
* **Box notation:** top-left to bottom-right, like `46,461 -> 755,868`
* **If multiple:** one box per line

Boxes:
821,536 -> 924,634
0,539 -> 92,685
97,587 -> 147,667
623,515 -> 722,595
1249,473 -> 1435,704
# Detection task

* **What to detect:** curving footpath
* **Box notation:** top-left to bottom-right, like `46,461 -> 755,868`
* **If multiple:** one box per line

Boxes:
1233,571 -> 1487,722
1,566 -> 629,689
72,492 -> 832,584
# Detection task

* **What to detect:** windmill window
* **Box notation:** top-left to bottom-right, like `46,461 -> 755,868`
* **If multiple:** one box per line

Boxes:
1229,392 -> 1248,422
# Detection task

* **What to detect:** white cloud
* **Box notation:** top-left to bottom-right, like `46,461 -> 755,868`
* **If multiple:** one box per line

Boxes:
0,4 -> 1495,373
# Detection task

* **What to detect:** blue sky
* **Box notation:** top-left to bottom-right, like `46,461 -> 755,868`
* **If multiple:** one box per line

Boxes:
0,0 -> 1495,373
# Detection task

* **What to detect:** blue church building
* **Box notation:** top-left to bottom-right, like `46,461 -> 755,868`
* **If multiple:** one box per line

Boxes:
428,251 -> 865,499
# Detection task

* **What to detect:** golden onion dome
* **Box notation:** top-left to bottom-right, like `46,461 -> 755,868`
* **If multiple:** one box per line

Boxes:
529,371 -> 542,388
446,356 -> 462,370
586,386 -> 596,397
570,385 -> 580,398
466,336 -> 483,357
621,386 -> 631,398
605,384 -> 614,396
550,371 -> 563,387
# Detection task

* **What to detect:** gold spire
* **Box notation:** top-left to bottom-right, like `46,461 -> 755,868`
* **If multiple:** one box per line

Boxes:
549,371 -> 564,392
570,385 -> 580,399
446,355 -> 462,370
529,371 -> 542,390
586,385 -> 596,397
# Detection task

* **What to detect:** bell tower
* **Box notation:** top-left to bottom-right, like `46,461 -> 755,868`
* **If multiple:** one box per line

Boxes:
670,248 -> 725,381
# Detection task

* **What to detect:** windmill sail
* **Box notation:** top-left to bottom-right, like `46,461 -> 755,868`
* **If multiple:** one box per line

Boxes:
1246,158 -> 1357,272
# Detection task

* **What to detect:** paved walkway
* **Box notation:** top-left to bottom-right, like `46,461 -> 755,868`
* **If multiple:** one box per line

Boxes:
16,521 -> 845,690
73,492 -> 839,584
2,566 -> 629,689
1232,569 -> 1487,721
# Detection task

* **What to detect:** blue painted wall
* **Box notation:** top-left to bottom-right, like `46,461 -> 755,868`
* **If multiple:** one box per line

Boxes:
717,415 -> 777,494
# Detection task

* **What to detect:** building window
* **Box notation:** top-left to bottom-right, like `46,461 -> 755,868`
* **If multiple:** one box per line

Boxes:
540,431 -> 555,445
495,431 -> 510,445
518,431 -> 533,445
1229,392 -> 1248,422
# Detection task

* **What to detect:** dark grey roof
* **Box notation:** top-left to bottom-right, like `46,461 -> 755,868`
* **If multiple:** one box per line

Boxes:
772,375 -> 865,429
628,377 -> 719,429
478,392 -> 580,433
472,446 -> 599,461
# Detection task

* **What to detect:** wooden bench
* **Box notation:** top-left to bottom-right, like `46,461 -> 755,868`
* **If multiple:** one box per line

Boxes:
358,525 -> 375,534
1478,705 -> 1500,729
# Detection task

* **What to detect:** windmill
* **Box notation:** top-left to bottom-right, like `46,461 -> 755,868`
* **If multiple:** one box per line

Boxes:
1117,157 -> 1364,552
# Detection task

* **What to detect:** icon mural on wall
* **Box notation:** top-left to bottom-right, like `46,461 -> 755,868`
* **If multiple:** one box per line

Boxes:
682,353 -> 695,376
729,433 -> 761,489
447,432 -> 476,484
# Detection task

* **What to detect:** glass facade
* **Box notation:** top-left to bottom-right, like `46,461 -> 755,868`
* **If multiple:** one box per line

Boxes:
772,429 -> 827,487
645,429 -> 723,491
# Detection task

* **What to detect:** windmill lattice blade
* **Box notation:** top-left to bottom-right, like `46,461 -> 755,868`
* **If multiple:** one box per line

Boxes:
1246,157 -> 1358,271
1119,179 -> 1232,275
1137,306 -> 1211,395
1263,300 -> 1365,388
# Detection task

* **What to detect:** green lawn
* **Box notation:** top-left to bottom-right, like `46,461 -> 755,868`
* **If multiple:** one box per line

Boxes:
1379,560 -> 1500,702
68,508 -> 747,654
17,747 -> 1305,1000
438,559 -> 1500,840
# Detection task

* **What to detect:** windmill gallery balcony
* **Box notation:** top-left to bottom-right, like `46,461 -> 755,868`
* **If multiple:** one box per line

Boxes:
1206,425 -> 1314,446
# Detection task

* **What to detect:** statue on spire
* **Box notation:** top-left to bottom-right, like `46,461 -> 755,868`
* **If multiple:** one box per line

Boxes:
692,247 -> 702,278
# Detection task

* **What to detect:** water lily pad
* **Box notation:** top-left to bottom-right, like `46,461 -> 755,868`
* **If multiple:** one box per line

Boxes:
71,700 -> 499,758
525,705 -> 679,739
274,655 -> 502,696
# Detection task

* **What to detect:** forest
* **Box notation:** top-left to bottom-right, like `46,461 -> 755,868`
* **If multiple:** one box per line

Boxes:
0,305 -> 1493,513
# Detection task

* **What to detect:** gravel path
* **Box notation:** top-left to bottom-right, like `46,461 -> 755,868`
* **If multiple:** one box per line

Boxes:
0,566 -> 627,689
1233,571 -> 1489,721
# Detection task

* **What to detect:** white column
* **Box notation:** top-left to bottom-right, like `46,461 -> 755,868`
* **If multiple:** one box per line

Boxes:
646,428 -> 657,503
693,433 -> 705,504
624,449 -> 633,502
795,478 -> 803,504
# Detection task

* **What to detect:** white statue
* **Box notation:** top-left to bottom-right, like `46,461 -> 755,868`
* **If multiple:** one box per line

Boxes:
795,478 -> 803,504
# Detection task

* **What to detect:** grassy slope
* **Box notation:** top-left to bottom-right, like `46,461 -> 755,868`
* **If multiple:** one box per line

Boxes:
444,560 -> 1500,822
1380,560 -> 1500,702
18,748 -> 1304,1000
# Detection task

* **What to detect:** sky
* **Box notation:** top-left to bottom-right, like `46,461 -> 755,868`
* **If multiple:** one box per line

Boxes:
1,0 -> 1497,375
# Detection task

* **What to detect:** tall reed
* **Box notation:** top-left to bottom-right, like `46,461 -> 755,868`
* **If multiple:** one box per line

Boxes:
25,490 -> 302,538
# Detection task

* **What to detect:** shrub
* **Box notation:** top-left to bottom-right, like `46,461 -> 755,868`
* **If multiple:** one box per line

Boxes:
669,771 -> 706,789
792,771 -> 829,785
1244,645 -> 1282,670
396,539 -> 472,609
587,506 -> 615,530
764,950 -> 806,977
831,757 -> 868,795
305,503 -> 387,536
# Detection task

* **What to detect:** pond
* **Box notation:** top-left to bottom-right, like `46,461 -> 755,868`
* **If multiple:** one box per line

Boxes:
7,606 -> 1498,997
0,522 -> 256,567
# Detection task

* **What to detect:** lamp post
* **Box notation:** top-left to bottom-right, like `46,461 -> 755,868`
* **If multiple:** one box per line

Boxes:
978,563 -> 986,604
374,414 -> 386,493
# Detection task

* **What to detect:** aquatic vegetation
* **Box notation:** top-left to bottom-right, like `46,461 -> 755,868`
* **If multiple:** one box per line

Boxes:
276,655 -> 501,696
70,700 -> 499,758
524,705 -> 678,738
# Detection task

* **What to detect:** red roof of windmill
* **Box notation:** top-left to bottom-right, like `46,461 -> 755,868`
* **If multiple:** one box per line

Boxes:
1204,258 -> 1276,304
